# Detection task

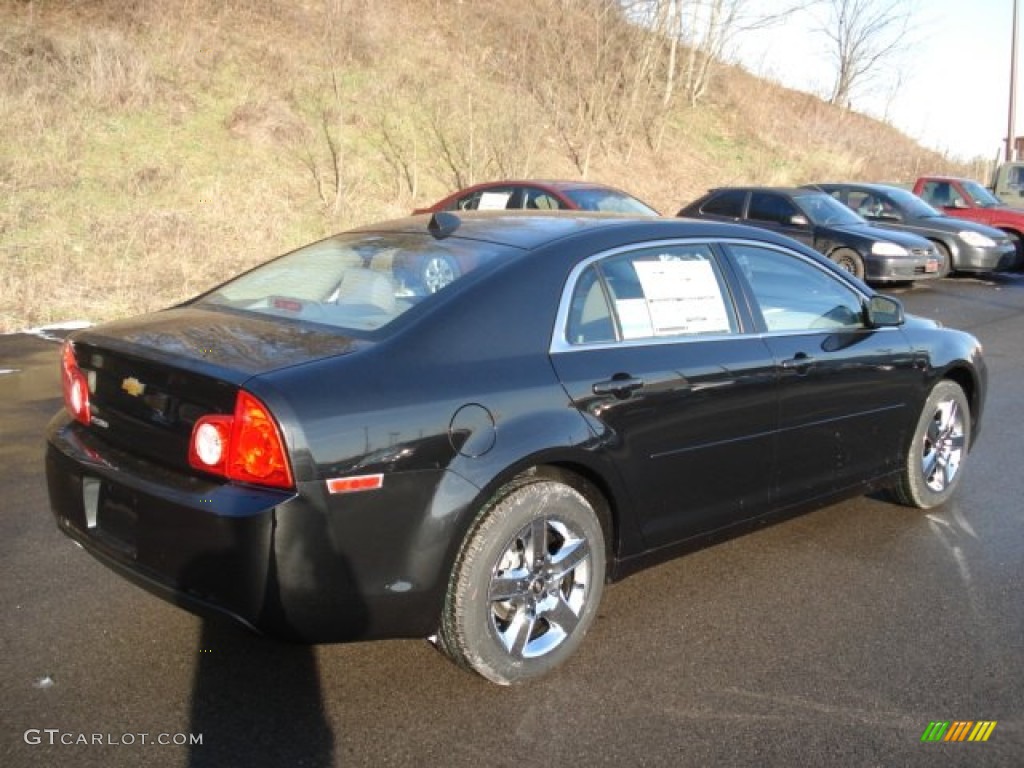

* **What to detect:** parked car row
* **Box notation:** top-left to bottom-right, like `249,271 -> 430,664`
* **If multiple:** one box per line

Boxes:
407,177 -> 1021,290
677,186 -> 942,282
808,183 -> 1018,277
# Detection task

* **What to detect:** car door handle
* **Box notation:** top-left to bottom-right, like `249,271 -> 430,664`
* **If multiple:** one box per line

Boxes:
592,375 -> 645,398
781,353 -> 815,371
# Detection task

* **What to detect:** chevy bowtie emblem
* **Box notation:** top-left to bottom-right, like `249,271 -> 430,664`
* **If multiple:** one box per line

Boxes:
121,377 -> 146,397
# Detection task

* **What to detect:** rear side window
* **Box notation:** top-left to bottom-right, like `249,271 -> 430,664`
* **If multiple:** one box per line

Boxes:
699,190 -> 745,217
566,244 -> 737,344
197,233 -> 514,333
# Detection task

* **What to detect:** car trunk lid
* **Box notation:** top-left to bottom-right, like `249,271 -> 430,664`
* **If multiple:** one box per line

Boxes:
68,307 -> 364,472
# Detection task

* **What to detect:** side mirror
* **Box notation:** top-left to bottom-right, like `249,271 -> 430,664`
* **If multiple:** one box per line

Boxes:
789,214 -> 809,227
865,295 -> 904,328
878,211 -> 902,223
951,198 -> 968,209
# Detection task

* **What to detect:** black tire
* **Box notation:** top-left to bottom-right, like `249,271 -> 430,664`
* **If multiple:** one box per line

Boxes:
439,477 -> 606,685
892,380 -> 970,509
933,240 -> 953,278
831,248 -> 865,279
1004,231 -> 1024,271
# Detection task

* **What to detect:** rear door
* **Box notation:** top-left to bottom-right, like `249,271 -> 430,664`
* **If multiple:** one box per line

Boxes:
550,241 -> 778,548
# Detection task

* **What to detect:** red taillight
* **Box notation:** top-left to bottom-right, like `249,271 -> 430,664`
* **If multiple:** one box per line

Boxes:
61,341 -> 91,426
188,390 -> 294,489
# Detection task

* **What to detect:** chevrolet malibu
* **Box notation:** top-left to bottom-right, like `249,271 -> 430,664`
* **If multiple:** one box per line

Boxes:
46,213 -> 986,684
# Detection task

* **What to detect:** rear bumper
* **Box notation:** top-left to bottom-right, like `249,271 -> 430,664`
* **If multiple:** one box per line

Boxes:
45,413 -> 453,642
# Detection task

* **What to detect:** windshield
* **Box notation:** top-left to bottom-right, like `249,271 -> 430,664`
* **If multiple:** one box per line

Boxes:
961,179 -> 1003,208
794,192 -> 865,227
563,188 -> 660,216
196,232 -> 515,332
883,187 -> 940,217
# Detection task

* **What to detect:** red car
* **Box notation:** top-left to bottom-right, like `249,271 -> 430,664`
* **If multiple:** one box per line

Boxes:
413,179 -> 660,217
911,176 -> 1024,264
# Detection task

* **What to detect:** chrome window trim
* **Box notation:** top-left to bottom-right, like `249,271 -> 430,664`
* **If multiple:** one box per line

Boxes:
549,237 -> 876,355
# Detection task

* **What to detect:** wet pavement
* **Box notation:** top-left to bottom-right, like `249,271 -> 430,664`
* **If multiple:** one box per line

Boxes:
1,275 -> 1022,767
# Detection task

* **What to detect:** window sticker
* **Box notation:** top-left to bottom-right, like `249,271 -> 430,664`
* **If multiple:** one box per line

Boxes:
477,191 -> 512,210
633,259 -> 732,336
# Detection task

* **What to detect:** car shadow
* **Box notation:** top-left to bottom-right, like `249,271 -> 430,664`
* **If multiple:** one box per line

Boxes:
182,504 -> 370,766
184,619 -> 334,767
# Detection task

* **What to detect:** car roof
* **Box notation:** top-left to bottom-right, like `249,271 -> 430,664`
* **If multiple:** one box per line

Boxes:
460,179 -> 628,192
812,182 -> 911,193
354,210 -> 819,252
707,186 -> 818,196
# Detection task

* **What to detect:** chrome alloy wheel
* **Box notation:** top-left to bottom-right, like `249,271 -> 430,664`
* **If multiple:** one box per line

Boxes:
921,396 -> 966,493
487,517 -> 592,660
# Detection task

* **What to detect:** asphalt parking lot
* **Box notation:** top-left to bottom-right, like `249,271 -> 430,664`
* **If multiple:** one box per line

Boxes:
2,273 -> 1022,768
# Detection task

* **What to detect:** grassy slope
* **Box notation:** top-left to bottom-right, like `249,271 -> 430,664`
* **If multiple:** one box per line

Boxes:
0,0 -> 973,332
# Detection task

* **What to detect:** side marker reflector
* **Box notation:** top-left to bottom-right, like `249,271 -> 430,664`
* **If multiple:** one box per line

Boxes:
326,474 -> 384,494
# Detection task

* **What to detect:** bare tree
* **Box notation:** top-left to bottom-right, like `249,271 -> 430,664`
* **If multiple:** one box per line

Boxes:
520,0 -> 638,176
819,0 -> 913,108
292,0 -> 374,218
629,1 -> 808,109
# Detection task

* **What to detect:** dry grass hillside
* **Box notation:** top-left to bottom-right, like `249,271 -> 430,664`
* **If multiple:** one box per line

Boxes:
0,0 -> 976,332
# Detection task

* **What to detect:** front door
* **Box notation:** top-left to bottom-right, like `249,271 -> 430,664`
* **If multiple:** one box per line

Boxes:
725,243 -> 918,507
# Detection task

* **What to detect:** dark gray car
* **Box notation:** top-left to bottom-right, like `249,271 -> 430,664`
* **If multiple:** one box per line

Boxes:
678,187 -> 940,283
807,182 -> 1018,276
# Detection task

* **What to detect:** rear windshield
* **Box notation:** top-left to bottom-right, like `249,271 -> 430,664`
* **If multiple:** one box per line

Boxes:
196,232 -> 516,332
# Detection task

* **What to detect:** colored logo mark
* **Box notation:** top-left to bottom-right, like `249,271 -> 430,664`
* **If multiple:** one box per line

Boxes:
921,721 -> 997,742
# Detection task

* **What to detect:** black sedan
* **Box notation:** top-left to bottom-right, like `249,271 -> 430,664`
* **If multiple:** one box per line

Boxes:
807,182 -> 1018,276
678,187 -> 941,282
46,213 -> 986,685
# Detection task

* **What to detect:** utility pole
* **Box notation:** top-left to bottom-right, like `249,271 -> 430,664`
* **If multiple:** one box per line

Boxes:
1009,0 -> 1019,161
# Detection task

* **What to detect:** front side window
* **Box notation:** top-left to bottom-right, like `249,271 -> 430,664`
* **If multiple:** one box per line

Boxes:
748,192 -> 798,225
565,244 -> 737,345
453,187 -> 520,210
920,181 -> 956,208
524,188 -> 565,210
727,244 -> 866,332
